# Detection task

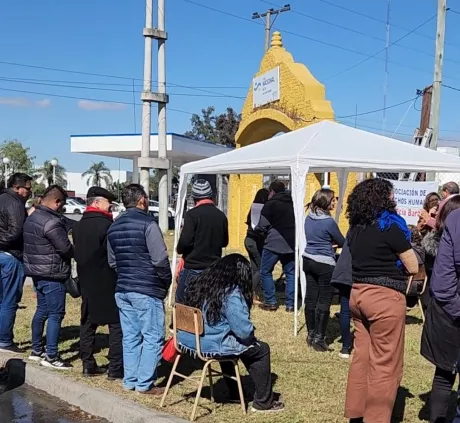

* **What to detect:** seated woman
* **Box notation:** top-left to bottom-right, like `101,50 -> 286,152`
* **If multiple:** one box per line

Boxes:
178,254 -> 284,414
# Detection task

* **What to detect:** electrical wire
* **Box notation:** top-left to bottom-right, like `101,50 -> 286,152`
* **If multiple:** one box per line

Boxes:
336,96 -> 420,119
317,0 -> 460,49
0,77 -> 246,99
324,14 -> 437,81
182,0 -> 460,82
259,0 -> 457,64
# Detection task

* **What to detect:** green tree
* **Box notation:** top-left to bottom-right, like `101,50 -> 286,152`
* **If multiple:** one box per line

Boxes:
36,159 -> 67,188
82,161 -> 112,187
0,139 -> 35,180
107,180 -> 127,200
31,181 -> 46,195
184,106 -> 241,147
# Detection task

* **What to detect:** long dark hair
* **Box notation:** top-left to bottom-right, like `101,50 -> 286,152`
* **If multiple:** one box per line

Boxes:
309,188 -> 335,214
423,192 -> 441,212
252,188 -> 269,204
184,254 -> 252,325
346,178 -> 396,226
436,195 -> 460,235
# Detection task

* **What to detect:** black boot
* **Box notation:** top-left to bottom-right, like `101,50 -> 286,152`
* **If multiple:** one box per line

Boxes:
305,309 -> 316,346
312,309 -> 331,352
349,419 -> 363,423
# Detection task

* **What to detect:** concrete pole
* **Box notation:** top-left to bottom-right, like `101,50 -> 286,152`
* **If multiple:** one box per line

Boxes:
157,0 -> 169,231
264,10 -> 272,52
140,0 -> 154,196
132,157 -> 139,183
428,0 -> 447,181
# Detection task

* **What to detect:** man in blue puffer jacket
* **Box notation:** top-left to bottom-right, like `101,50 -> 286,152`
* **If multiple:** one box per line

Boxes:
107,184 -> 172,396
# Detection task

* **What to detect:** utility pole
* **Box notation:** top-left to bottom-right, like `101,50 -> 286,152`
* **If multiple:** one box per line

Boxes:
382,0 -> 391,135
429,0 -> 447,154
139,0 -> 169,231
252,4 -> 291,52
419,86 -> 433,135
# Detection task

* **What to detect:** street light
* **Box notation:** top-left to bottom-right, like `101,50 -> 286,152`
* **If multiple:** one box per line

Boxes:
3,157 -> 10,184
50,159 -> 58,185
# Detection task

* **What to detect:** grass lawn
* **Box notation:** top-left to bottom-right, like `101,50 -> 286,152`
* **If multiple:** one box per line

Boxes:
12,233 -> 436,422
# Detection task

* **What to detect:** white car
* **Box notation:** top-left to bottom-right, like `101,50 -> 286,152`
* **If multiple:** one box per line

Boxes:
111,201 -> 126,220
64,199 -> 86,215
148,200 -> 175,218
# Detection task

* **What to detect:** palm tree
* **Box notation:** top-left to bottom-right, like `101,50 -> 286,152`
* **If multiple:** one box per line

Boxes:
82,161 -> 112,187
36,159 -> 67,188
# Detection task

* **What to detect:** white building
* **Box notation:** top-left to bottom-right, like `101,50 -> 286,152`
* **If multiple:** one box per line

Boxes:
66,170 -> 132,198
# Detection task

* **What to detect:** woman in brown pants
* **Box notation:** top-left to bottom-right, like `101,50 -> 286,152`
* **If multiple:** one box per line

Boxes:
344,179 -> 418,423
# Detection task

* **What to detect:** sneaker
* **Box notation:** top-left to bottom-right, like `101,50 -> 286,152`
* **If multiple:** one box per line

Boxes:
339,347 -> 351,360
40,355 -> 73,370
251,400 -> 285,413
0,344 -> 25,354
28,351 -> 46,362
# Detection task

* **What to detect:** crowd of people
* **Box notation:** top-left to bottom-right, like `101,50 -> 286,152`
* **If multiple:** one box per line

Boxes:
1,169 -> 460,421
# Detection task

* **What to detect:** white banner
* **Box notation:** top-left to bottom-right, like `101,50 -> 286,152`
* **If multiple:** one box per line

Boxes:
253,67 -> 280,108
391,180 -> 439,225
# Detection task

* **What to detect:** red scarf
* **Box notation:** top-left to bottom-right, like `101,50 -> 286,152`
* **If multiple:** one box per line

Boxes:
85,206 -> 113,220
195,199 -> 214,207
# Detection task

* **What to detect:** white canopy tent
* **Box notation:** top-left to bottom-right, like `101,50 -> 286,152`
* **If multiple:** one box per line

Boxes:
172,120 -> 460,335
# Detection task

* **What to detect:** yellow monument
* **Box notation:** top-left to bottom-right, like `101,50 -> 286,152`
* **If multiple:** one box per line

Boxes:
227,31 -> 356,250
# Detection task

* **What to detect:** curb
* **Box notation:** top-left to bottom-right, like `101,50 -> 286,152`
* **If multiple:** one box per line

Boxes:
2,356 -> 188,423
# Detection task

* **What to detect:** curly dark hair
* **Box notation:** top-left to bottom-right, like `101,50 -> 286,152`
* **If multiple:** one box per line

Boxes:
346,178 -> 396,226
183,254 -> 252,325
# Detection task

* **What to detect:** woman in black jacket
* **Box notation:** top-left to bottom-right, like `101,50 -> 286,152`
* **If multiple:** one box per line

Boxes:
244,189 -> 269,304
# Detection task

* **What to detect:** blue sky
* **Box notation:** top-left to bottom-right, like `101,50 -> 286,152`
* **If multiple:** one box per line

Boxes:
1,0 -> 460,172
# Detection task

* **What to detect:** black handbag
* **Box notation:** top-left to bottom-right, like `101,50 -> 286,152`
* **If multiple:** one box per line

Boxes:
65,276 -> 81,298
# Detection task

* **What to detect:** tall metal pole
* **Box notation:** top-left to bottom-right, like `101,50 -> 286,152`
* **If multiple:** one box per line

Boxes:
140,0 -> 153,196
428,0 -> 447,181
429,0 -> 447,153
382,0 -> 391,135
252,5 -> 291,53
157,0 -> 169,231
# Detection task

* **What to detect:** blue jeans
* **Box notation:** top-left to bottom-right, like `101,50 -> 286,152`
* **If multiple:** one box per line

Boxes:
260,249 -> 295,308
115,292 -> 165,392
0,253 -> 25,347
175,268 -> 203,304
31,279 -> 66,358
338,285 -> 352,351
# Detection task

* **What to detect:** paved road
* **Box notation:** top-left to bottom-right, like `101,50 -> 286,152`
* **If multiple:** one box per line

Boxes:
0,385 -> 108,423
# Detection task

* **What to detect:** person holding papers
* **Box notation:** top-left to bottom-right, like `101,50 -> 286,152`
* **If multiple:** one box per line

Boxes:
244,189 -> 269,304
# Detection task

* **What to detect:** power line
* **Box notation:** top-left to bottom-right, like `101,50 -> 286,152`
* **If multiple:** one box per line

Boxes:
0,86 -> 197,116
0,76 -> 246,99
325,14 -> 437,80
260,0 -> 458,64
336,96 -> 419,119
443,83 -> 460,92
182,0 -> 460,82
317,0 -> 460,49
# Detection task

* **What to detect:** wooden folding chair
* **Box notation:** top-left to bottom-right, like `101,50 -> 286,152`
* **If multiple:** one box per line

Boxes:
160,304 -> 246,421
406,265 -> 428,322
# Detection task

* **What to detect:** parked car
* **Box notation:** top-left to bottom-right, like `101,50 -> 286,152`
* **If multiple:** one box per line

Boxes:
148,200 -> 175,218
68,196 -> 86,205
111,201 -> 126,220
63,199 -> 86,214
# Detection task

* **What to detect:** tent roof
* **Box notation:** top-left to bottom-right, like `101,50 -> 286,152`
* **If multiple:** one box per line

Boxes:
180,121 -> 460,175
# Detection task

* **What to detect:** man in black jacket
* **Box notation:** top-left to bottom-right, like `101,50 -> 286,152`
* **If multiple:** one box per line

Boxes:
256,181 -> 296,312
73,187 -> 123,379
175,179 -> 228,303
24,185 -> 74,370
0,173 -> 32,353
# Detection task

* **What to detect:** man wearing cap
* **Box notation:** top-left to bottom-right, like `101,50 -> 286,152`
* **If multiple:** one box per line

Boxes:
72,187 -> 123,380
176,179 -> 228,303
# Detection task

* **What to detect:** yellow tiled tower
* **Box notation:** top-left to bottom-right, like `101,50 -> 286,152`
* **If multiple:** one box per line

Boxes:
228,32 -> 356,250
